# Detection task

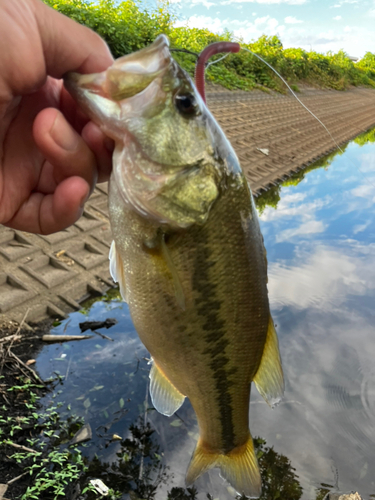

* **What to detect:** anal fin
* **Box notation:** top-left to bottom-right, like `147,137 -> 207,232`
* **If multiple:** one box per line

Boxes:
186,436 -> 261,498
109,240 -> 127,302
253,316 -> 284,407
149,360 -> 185,417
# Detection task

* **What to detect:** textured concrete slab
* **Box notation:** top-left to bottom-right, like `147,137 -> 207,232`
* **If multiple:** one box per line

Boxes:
1,87 -> 375,324
206,86 -> 375,193
0,186 -> 114,325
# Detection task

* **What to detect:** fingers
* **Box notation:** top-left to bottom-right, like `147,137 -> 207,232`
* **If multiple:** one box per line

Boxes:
58,86 -> 113,182
81,121 -> 114,182
0,0 -> 112,99
33,0 -> 113,77
33,107 -> 99,190
5,101 -> 113,234
5,176 -> 89,234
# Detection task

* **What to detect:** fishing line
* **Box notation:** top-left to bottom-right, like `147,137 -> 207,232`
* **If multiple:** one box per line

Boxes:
241,48 -> 343,155
190,40 -> 375,190
170,48 -> 199,58
240,47 -> 375,190
172,42 -> 375,189
170,47 -> 230,67
206,52 -> 231,68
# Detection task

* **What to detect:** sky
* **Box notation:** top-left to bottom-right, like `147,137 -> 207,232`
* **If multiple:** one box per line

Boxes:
165,0 -> 375,58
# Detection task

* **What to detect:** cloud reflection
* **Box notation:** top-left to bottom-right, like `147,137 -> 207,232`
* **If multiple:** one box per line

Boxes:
268,243 -> 375,310
351,183 -> 375,202
275,220 -> 326,243
256,139 -> 375,498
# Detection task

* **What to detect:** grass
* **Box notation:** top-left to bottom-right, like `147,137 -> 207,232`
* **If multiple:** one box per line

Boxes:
0,377 -> 104,499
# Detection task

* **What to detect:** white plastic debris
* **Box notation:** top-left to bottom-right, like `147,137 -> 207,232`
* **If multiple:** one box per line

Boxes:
89,479 -> 109,496
257,148 -> 269,155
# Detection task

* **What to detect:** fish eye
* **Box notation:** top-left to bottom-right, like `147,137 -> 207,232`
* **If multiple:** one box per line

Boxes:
174,93 -> 198,117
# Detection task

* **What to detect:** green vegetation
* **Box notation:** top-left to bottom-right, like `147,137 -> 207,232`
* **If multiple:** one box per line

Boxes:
0,378 -> 95,499
44,0 -> 375,92
314,486 -> 332,500
254,437 -> 303,500
354,126 -> 375,146
255,185 -> 282,217
0,361 -> 304,498
255,144 -> 348,215
255,125 -> 375,215
79,286 -> 122,314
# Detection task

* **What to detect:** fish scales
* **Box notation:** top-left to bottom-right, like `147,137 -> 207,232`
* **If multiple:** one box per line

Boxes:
65,34 -> 284,498
110,170 -> 269,453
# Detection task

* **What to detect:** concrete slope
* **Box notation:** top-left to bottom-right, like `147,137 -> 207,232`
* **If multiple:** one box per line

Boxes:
207,87 -> 375,193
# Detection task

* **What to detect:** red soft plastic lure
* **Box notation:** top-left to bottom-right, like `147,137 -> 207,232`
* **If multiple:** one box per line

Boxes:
194,42 -> 240,103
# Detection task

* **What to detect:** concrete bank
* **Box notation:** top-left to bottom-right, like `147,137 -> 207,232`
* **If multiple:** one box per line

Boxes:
207,86 -> 375,193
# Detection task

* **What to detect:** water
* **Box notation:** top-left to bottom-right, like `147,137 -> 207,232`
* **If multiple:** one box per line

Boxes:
254,134 -> 375,498
35,131 -> 375,499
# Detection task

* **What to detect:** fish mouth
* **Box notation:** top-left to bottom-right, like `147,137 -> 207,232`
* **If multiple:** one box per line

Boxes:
64,35 -> 171,104
64,35 -> 219,228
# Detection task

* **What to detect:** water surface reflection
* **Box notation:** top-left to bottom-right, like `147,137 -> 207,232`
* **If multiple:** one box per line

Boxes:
36,300 -> 301,499
255,130 -> 375,498
35,131 -> 375,499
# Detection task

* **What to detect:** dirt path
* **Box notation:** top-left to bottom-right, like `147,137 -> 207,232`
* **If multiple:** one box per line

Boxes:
1,87 -> 375,325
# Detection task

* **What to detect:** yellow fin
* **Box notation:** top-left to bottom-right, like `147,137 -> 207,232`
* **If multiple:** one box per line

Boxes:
109,241 -> 127,302
149,360 -> 185,417
160,234 -> 185,310
253,316 -> 284,407
186,436 -> 262,498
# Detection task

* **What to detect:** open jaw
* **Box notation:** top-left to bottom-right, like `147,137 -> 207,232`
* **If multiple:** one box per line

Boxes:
63,35 -> 172,135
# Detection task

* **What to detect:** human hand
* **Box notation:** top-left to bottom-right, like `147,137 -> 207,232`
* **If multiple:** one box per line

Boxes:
0,0 -> 114,234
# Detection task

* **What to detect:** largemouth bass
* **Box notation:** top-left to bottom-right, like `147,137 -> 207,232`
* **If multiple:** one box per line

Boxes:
64,35 -> 284,497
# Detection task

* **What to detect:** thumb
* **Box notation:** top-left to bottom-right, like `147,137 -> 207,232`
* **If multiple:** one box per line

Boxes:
33,0 -> 114,77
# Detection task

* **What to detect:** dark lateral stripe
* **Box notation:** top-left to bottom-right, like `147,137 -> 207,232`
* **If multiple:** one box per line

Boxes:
193,231 -> 237,452
212,364 -> 236,452
203,338 -> 229,358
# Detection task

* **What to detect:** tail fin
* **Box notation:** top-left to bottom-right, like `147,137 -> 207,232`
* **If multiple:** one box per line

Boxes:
186,436 -> 261,498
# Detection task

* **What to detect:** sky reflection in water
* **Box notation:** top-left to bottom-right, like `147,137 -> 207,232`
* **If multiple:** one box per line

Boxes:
257,136 -> 375,499
35,134 -> 375,499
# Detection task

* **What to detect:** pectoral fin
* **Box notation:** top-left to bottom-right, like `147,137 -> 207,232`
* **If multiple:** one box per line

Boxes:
109,241 -> 127,302
253,317 -> 284,407
149,360 -> 185,416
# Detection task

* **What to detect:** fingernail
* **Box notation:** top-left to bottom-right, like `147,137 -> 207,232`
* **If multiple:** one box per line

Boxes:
50,113 -> 79,151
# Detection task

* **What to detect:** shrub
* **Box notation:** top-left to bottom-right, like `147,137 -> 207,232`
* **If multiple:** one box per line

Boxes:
44,0 -> 375,92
